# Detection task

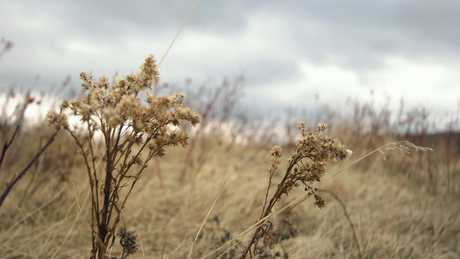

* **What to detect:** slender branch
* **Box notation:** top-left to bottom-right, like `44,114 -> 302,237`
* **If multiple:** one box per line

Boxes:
110,124 -> 125,169
87,122 -> 101,225
320,190 -> 363,259
187,180 -> 226,259
69,129 -> 100,228
0,130 -> 59,207
241,157 -> 299,258
0,125 -> 20,170
260,168 -> 274,220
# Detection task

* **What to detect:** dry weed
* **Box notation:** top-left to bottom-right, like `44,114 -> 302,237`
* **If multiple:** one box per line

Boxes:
239,122 -> 349,258
47,54 -> 200,258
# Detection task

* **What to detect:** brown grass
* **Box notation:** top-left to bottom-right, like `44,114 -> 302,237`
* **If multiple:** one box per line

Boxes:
1,114 -> 459,258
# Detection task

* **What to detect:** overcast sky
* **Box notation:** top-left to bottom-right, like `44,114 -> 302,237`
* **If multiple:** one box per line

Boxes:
1,0 -> 459,125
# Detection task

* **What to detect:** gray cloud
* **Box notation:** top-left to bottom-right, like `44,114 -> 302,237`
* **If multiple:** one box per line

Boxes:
1,0 -> 459,122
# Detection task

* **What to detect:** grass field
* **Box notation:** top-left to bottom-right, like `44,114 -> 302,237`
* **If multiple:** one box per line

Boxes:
1,83 -> 459,258
0,42 -> 459,258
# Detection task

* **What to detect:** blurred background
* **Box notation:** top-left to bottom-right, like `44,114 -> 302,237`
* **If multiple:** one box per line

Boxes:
1,0 -> 459,130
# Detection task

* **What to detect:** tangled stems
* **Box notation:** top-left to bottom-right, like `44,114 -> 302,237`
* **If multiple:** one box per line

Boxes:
241,123 -> 349,258
47,55 -> 200,258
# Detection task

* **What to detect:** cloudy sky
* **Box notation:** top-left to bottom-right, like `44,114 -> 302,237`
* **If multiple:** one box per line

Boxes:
1,0 -> 459,124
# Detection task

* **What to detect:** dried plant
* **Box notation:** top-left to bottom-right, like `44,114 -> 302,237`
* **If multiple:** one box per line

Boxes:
46,54 -> 200,258
118,228 -> 138,259
240,122 -> 350,258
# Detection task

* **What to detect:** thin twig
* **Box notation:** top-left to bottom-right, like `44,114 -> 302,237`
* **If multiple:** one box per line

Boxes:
0,129 -> 59,207
320,189 -> 363,259
0,124 -> 20,170
187,180 -> 227,259
167,238 -> 187,259
323,141 -> 432,185
137,228 -> 146,259
158,0 -> 200,68
74,182 -> 90,258
160,230 -> 169,259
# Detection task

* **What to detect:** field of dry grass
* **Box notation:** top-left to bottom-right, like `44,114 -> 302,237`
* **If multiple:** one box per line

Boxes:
1,107 -> 459,258
1,35 -> 459,258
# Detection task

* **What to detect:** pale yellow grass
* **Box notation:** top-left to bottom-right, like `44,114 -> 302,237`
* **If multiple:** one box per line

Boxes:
0,135 -> 459,258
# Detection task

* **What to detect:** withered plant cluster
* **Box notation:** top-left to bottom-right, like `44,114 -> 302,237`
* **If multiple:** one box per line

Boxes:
240,122 -> 349,258
47,55 -> 200,258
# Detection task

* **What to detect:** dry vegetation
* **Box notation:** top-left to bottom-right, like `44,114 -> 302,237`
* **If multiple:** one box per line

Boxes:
1,40 -> 460,259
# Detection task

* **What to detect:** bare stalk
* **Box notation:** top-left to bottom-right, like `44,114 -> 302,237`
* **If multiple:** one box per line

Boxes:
320,189 -> 363,259
0,129 -> 59,207
0,125 -> 20,170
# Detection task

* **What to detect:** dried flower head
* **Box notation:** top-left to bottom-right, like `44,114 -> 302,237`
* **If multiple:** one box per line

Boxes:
280,122 -> 348,207
118,228 -> 138,258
